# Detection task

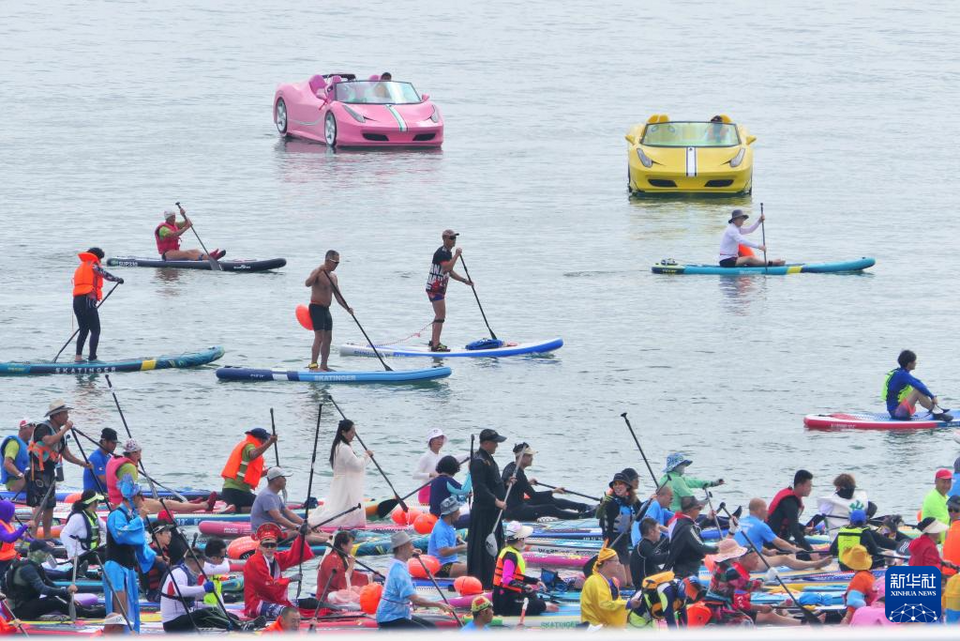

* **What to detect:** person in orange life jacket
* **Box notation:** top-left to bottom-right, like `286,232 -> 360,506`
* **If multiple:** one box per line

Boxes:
0,500 -> 32,579
155,206 -> 224,261
262,606 -> 300,633
766,469 -> 816,556
706,541 -> 804,626
502,443 -> 593,521
72,247 -> 123,363
840,544 -> 879,624
2,419 -> 35,494
492,521 -> 558,616
220,428 -> 277,513
242,522 -> 318,619
29,400 -> 91,539
943,496 -> 960,576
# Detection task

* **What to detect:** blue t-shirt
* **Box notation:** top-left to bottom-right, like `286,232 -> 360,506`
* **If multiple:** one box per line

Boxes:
84,449 -> 112,492
376,558 -> 415,623
734,514 -> 778,551
885,368 -> 934,413
631,501 -> 674,546
429,518 -> 459,564
949,474 -> 960,499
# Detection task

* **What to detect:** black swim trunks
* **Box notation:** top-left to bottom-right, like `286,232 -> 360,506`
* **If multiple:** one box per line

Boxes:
309,303 -> 333,331
719,257 -> 738,268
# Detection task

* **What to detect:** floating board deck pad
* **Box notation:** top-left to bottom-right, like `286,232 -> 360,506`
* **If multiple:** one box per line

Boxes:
651,257 -> 875,275
0,346 -> 225,376
340,337 -> 563,358
804,411 -> 960,430
107,256 -> 286,272
215,365 -> 452,383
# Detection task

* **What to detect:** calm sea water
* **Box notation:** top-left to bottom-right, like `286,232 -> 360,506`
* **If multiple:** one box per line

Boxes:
2,0 -> 958,535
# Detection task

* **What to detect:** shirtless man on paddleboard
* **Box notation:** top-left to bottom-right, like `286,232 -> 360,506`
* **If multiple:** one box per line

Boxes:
305,250 -> 352,371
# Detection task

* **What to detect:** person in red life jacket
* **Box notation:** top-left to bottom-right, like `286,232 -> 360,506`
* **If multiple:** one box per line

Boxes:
425,229 -> 473,352
155,206 -> 224,261
0,500 -> 31,579
29,400 -> 91,539
316,531 -> 373,603
220,428 -> 277,513
909,517 -> 959,574
304,250 -> 353,371
242,522 -> 317,619
72,247 -> 123,363
766,469 -> 816,556
262,606 -> 301,633
2,419 -> 35,494
705,540 -> 803,625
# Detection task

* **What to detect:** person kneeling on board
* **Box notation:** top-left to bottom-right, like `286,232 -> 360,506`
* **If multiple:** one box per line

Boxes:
502,443 -> 593,521
5,539 -> 106,620
492,521 -> 558,617
718,210 -> 784,268
884,350 -> 952,421
736,498 -> 831,571
155,206 -> 224,261
161,545 -> 258,631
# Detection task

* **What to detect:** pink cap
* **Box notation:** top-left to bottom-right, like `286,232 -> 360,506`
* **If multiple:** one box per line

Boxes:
936,469 -> 953,481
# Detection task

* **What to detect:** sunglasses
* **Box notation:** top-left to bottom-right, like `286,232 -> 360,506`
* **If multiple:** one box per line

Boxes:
260,541 -> 278,548
328,259 -> 340,264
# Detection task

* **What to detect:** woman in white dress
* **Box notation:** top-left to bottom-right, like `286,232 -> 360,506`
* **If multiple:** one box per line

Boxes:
310,419 -> 372,529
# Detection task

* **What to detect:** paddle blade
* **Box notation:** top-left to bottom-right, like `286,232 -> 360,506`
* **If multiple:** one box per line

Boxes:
376,499 -> 399,519
485,532 -> 499,556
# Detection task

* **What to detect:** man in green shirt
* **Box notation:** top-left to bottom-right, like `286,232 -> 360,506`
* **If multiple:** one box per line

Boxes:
923,469 -> 953,541
2,419 -> 34,493
220,428 -> 277,513
659,453 -> 724,512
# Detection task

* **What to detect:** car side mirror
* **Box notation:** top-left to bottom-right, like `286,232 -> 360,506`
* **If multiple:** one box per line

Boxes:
625,134 -> 636,144
746,135 -> 757,145
421,93 -> 430,102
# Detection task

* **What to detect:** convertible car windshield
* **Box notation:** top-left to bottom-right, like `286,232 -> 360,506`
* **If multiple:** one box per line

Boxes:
334,81 -> 422,105
641,122 -> 740,147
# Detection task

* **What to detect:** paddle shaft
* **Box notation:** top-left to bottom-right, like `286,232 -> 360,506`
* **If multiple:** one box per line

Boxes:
469,434 -> 475,509
297,402 -> 324,600
52,282 -> 121,363
414,554 -> 462,627
761,202 -> 767,274
320,270 -> 392,371
620,412 -> 659,487
532,481 -> 600,502
0,597 -> 29,636
68,549 -> 78,623
309,569 -> 338,630
486,453 -> 521,553
104,374 -> 159,499
703,488 -> 724,536
458,255 -> 497,340
270,408 -> 288,503
175,202 -> 221,270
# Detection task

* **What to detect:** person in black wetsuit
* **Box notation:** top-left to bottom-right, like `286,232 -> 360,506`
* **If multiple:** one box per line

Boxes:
466,429 -> 507,588
5,540 -> 105,620
501,443 -> 592,522
630,517 -> 670,587
71,247 -> 123,363
665,496 -> 719,579
766,469 -> 815,556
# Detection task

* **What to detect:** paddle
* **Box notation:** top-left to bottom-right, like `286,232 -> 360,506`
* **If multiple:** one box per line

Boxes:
269,408 -> 288,504
308,569 -> 337,631
52,282 -> 121,363
413,553 -> 463,627
531,481 -> 600,503
485,452 -> 521,556
320,270 -> 393,372
175,201 -> 221,271
458,255 -> 498,341
296,402 -> 323,601
468,434 -> 475,508
327,395 -> 407,512
760,202 -> 768,275
0,597 -> 28,637
104,375 -> 159,499
620,413 -> 659,487
703,488 -> 724,537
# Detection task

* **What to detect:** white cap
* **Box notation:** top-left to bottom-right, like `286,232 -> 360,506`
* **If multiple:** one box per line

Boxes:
266,467 -> 289,481
504,521 -> 533,541
163,208 -> 178,219
426,428 -> 445,443
103,613 -> 126,626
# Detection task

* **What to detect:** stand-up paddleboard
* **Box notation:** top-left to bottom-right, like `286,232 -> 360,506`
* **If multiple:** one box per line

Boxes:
215,365 -> 451,383
804,411 -> 960,430
107,256 -> 286,272
340,337 -> 563,358
652,257 -> 875,275
0,346 -> 224,376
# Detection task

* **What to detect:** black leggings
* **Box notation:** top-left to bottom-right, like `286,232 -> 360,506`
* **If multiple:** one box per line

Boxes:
73,295 -> 101,359
163,609 -> 239,632
506,497 -> 587,522
378,615 -> 436,630
13,596 -> 104,620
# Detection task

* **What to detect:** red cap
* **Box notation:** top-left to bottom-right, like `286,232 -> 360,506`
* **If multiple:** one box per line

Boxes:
936,469 -> 953,481
156,510 -> 174,523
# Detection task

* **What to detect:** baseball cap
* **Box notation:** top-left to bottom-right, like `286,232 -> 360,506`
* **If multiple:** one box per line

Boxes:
266,467 -> 289,481
849,509 -> 867,525
246,428 -> 270,441
479,429 -> 506,443
442,229 -> 459,239
18,418 -> 34,429
156,510 -> 174,524
936,469 -> 953,481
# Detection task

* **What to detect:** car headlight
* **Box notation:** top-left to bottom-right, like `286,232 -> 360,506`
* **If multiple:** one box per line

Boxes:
343,105 -> 365,123
430,106 -> 440,123
636,147 -> 653,168
729,148 -> 746,168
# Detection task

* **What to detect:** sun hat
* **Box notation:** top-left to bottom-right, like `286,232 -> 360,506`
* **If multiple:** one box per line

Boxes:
919,517 -> 949,536
103,613 -> 127,626
621,468 -> 639,482
426,428 -> 445,443
118,476 -> 142,500
470,595 -> 493,614
840,544 -> 872,571
246,428 -> 270,441
45,399 -> 73,417
439,496 -> 462,517
504,521 -> 533,541
123,439 -> 141,453
663,453 -> 692,473
390,531 -> 413,550
680,495 -> 707,512
255,523 -> 283,542
711,538 -> 748,563
609,472 -> 630,488
163,208 -> 178,219
728,209 -> 749,224
266,467 -> 289,481
479,429 -> 506,443
596,547 -> 618,565
849,509 -> 867,525
936,469 -> 953,481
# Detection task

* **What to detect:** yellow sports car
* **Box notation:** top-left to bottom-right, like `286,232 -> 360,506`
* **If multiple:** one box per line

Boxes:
626,114 -> 756,195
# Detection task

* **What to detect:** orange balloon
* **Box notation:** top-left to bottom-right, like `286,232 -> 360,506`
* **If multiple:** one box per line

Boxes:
391,508 -> 408,526
296,304 -> 313,331
64,492 -> 82,504
404,507 -> 423,525
413,512 -> 438,535
454,576 -> 482,596
408,554 -> 440,578
359,583 -> 383,615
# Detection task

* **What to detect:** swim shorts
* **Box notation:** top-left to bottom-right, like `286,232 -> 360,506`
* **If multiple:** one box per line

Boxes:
309,303 -> 333,331
426,289 -> 445,302
719,258 -> 738,268
436,562 -> 454,578
27,474 -> 57,509
890,400 -> 916,421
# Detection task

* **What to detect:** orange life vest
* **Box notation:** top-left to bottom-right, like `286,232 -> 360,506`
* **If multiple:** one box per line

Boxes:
262,620 -> 286,633
0,521 -> 19,562
220,436 -> 265,489
493,545 -> 526,593
944,522 -> 960,576
72,252 -> 103,300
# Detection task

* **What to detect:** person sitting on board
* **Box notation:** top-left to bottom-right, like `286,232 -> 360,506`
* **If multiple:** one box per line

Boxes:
426,229 -> 473,352
161,544 -> 256,631
83,427 -> 119,494
251,467 -> 329,545
817,473 -> 875,540
502,442 -> 592,522
412,428 -> 447,505
242,522 -> 317,619
262,606 -> 300,633
659,453 -> 723,512
828,509 -> 897,570
461,595 -> 494,631
849,576 -> 895,626
664,495 -> 720,579
884,349 -> 953,421
155,206 -> 224,261
316,531 -> 371,603
0,500 -> 31,579
220,427 -> 277,513
580,547 -> 640,629
909,517 -> 958,575
5,539 -> 105,621
765,469 -> 816,557
600,472 -> 641,572
629,517 -> 670,588
718,210 -> 784,268
304,250 -> 353,371
427,455 -> 471,527
2,419 -> 34,494
375,531 -> 456,629
735,498 -> 830,571
428,496 -> 468,578
491,521 -> 557,616
72,247 -> 124,363
922,469 -> 954,536
60,490 -> 105,577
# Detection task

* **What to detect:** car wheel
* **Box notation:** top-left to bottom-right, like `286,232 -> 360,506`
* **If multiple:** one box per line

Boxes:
275,99 -> 288,135
324,112 -> 338,147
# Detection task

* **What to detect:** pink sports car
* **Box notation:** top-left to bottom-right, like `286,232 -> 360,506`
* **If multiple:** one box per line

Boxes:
273,73 -> 443,148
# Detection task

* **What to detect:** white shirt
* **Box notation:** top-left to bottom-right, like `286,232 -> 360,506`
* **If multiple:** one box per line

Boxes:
61,511 -> 107,560
160,565 -> 209,623
412,449 -> 442,483
718,221 -> 761,261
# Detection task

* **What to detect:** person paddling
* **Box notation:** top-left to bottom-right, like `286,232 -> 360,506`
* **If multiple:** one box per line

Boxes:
502,442 -> 592,521
718,210 -> 784,268
308,419 -> 370,529
466,428 -> 507,588
304,250 -> 353,371
220,427 -> 277,513
426,229 -> 473,352
375,531 -> 457,629
104,478 -> 154,632
316,531 -> 370,602
155,206 -> 224,261
84,428 -> 119,493
428,455 -> 471,524
659,453 -> 723,512
251,467 -> 329,545
72,247 -> 123,362
0,500 -> 31,578
491,521 -> 556,616
884,350 -> 952,421
60,490 -> 105,576
664,496 -> 720,579
105,440 -> 217,515
766,469 -> 815,556
243,522 -> 316,619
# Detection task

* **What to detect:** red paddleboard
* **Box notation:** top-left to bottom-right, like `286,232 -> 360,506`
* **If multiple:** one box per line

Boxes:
804,411 -> 959,431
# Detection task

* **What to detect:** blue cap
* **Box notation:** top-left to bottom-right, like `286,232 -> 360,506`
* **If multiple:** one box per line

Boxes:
849,509 -> 867,525
246,428 -> 270,441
